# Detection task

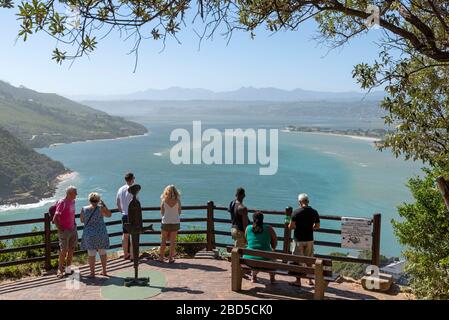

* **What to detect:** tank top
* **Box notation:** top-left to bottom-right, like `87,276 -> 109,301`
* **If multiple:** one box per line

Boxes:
231,200 -> 247,231
162,201 -> 180,224
243,224 -> 273,260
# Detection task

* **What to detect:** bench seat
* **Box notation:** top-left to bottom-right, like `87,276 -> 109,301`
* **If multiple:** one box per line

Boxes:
232,248 -> 336,299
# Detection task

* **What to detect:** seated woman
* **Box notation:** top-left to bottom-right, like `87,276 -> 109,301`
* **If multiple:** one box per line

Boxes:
243,211 -> 278,283
80,192 -> 112,278
159,185 -> 182,263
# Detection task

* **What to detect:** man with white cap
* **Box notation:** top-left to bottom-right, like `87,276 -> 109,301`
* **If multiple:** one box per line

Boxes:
288,193 -> 320,287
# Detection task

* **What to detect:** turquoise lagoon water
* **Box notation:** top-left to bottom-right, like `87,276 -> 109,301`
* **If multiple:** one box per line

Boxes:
0,119 -> 423,258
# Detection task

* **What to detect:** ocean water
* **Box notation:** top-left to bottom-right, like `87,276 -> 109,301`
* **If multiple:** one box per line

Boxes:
0,119 -> 423,258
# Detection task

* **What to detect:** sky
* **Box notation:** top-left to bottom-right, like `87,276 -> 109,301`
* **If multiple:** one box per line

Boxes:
0,5 -> 385,96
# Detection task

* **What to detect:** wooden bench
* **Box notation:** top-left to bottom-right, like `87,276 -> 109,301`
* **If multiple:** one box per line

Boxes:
231,247 -> 337,300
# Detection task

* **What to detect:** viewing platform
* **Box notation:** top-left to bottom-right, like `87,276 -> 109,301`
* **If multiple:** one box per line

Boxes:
0,201 -> 410,300
0,255 -> 410,300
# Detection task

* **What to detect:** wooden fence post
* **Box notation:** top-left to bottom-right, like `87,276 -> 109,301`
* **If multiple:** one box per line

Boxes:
283,206 -> 293,253
206,201 -> 215,251
371,213 -> 381,266
44,212 -> 52,271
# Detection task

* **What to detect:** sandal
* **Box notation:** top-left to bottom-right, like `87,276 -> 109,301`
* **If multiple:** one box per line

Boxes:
123,254 -> 131,260
168,258 -> 175,264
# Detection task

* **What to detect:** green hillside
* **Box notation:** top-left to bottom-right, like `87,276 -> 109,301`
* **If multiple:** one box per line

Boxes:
0,127 -> 67,205
0,81 -> 148,148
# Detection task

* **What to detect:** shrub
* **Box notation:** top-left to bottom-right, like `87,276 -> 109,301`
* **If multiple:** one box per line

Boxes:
331,251 -> 389,280
393,168 -> 449,299
176,227 -> 207,256
0,227 -> 87,280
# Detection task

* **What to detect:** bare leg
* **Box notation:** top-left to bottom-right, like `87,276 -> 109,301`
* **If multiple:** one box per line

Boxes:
160,231 -> 168,261
66,248 -> 74,270
307,263 -> 314,285
100,254 -> 108,276
252,270 -> 259,283
88,255 -> 96,277
57,249 -> 67,277
168,231 -> 178,262
122,233 -> 130,259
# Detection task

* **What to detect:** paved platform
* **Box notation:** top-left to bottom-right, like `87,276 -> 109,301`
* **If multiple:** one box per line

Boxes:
0,257 -> 412,300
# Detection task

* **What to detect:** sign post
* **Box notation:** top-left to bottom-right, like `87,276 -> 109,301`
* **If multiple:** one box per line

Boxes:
341,217 -> 373,250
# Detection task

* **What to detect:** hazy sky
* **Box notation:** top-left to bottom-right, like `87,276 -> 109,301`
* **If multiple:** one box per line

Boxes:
0,6 -> 384,96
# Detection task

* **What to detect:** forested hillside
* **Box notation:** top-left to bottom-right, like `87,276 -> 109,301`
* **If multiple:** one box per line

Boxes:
0,80 -> 148,148
0,127 -> 67,205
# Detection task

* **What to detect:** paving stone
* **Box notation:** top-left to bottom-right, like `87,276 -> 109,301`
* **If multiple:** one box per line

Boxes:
0,257 -> 412,300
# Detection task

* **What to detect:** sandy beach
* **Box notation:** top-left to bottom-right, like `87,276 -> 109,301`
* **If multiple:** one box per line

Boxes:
48,132 -> 149,147
283,129 -> 382,142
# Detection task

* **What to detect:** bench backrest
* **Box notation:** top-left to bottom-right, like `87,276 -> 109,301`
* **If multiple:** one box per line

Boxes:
234,248 -> 333,277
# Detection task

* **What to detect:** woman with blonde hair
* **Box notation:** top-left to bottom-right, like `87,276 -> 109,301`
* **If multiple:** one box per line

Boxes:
159,185 -> 181,263
80,192 -> 111,278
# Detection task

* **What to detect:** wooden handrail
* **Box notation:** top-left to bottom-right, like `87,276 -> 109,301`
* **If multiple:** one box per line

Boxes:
0,202 -> 381,270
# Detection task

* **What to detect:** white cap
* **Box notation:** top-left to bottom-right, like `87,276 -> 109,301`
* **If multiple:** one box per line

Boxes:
298,193 -> 309,202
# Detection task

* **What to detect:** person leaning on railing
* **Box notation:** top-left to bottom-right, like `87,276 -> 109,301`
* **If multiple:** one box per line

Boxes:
116,172 -> 136,261
52,186 -> 78,279
80,192 -> 112,278
288,193 -> 320,288
229,187 -> 249,249
159,184 -> 182,263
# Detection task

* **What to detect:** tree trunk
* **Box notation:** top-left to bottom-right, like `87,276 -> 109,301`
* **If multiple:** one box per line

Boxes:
436,176 -> 449,211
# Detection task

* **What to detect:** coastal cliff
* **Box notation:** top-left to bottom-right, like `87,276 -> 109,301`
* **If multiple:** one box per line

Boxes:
0,127 -> 69,206
0,80 -> 148,206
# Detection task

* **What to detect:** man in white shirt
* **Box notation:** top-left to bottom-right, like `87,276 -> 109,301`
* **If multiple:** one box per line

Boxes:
116,172 -> 135,260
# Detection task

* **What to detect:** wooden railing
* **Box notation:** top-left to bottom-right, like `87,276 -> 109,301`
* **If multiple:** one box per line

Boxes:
0,201 -> 381,270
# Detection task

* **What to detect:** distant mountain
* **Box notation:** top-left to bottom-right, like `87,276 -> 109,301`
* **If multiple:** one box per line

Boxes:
0,126 -> 67,205
83,99 -> 386,127
0,80 -> 148,148
68,86 -> 385,102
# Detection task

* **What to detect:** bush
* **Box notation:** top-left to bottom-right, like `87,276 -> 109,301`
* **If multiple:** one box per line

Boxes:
393,168 -> 449,299
331,251 -> 389,280
176,227 -> 207,256
0,227 -> 87,281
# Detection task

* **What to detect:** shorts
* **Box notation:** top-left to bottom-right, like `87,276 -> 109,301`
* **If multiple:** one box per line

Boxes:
161,223 -> 180,232
58,228 -> 78,251
292,240 -> 314,257
87,249 -> 107,257
231,227 -> 247,248
122,215 -> 129,234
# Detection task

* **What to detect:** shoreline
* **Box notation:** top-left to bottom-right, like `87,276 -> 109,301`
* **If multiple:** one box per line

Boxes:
48,132 -> 149,148
0,171 -> 79,212
1,131 -> 149,210
282,129 -> 382,142
2,132 -> 150,210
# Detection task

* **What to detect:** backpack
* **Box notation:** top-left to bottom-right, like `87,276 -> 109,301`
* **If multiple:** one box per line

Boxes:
228,200 -> 236,214
48,199 -> 64,224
